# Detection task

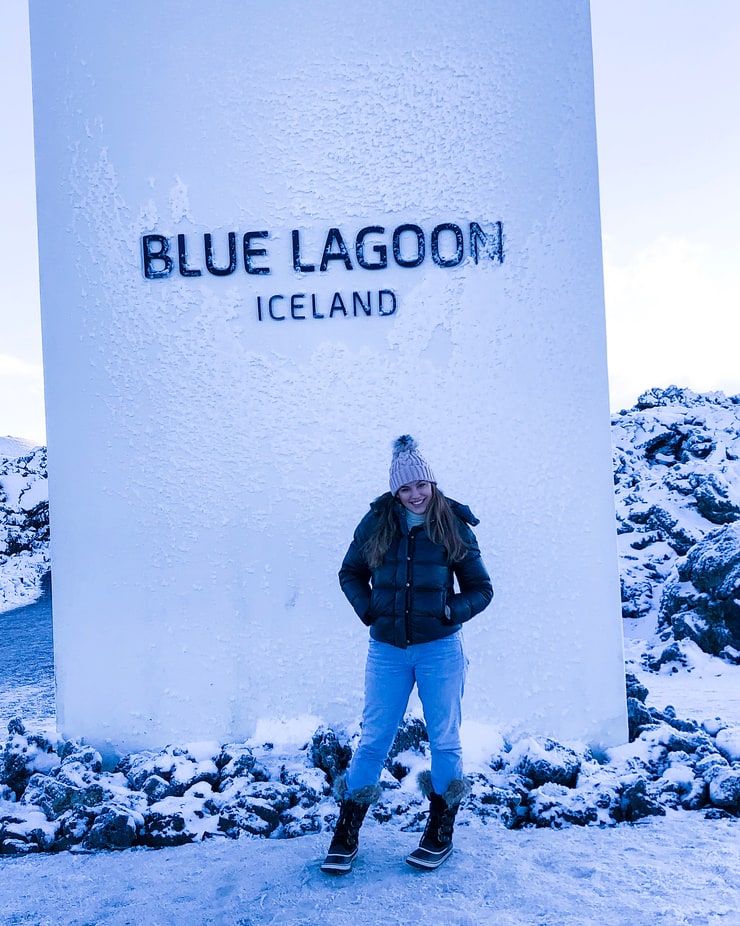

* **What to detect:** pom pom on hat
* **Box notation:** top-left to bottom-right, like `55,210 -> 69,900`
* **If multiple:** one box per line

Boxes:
389,435 -> 436,495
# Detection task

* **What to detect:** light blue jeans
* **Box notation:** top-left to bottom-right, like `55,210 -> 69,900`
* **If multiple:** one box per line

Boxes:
345,632 -> 467,797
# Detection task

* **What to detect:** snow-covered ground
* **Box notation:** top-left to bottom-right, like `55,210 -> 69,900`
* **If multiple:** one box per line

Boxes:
624,629 -> 740,728
1,811 -> 738,926
0,581 -> 53,726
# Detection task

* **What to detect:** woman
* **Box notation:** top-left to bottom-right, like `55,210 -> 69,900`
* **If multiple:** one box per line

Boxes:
321,435 -> 493,874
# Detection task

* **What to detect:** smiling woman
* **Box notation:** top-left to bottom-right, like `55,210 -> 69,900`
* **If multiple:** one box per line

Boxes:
323,435 -> 493,874
396,479 -> 434,515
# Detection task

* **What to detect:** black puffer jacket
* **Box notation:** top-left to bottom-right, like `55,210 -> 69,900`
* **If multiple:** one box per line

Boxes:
339,494 -> 493,649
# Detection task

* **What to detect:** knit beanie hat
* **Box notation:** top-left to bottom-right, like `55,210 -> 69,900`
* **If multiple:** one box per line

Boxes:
389,435 -> 436,495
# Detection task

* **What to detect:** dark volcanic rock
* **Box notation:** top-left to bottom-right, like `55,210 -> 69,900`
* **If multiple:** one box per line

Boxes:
511,739 -> 581,789
627,698 -> 654,742
309,728 -> 352,785
619,778 -> 666,822
707,767 -> 740,813
83,806 -> 139,850
625,673 -> 649,703
691,474 -> 740,524
659,524 -> 740,656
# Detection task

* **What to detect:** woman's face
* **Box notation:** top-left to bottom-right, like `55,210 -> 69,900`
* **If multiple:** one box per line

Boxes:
397,480 -> 434,514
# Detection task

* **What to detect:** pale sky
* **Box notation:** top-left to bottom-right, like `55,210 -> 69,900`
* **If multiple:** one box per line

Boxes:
1,1 -> 739,444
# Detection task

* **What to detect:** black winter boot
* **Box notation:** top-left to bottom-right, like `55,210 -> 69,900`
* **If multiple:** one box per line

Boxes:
406,772 -> 470,871
321,780 -> 380,875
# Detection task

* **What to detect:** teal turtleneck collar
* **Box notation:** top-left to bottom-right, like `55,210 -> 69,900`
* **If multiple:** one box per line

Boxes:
404,508 -> 426,529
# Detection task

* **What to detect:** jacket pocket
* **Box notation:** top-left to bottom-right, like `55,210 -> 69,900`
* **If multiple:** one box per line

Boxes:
361,605 -> 375,627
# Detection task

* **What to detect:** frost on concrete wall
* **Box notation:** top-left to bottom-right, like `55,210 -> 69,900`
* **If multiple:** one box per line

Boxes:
29,0 -> 626,755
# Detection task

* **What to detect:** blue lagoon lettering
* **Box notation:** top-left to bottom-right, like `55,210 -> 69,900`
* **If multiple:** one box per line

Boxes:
141,222 -> 504,280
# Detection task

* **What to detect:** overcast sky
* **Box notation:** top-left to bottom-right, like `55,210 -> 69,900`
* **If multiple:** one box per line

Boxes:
1,1 -> 739,443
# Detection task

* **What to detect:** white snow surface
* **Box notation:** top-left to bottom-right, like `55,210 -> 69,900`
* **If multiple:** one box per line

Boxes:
1,814 -> 738,926
0,436 -> 38,459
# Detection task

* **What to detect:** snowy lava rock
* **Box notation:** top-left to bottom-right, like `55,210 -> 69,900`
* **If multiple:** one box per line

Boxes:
659,523 -> 740,657
614,387 -> 740,659
706,767 -> 740,813
0,443 -> 49,610
2,702 -> 739,855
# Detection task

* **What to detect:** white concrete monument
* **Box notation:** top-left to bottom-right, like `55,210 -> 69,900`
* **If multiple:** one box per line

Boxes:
30,0 -> 627,756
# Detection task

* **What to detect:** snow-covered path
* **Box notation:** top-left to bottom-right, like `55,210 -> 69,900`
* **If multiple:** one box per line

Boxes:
0,584 -> 54,725
2,813 -> 738,926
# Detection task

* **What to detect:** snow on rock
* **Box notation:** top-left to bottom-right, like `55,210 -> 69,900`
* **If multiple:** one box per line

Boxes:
2,684 -> 739,856
715,726 -> 740,762
0,443 -> 49,611
0,438 -> 38,459
613,386 -> 740,663
506,737 -> 582,789
0,718 -> 59,797
659,523 -> 740,658
706,767 -> 740,813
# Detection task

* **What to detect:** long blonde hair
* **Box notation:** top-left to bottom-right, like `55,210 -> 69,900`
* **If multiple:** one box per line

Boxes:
362,486 -> 467,569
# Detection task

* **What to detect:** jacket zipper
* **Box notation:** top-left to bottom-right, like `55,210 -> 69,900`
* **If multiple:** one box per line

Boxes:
405,529 -> 416,645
